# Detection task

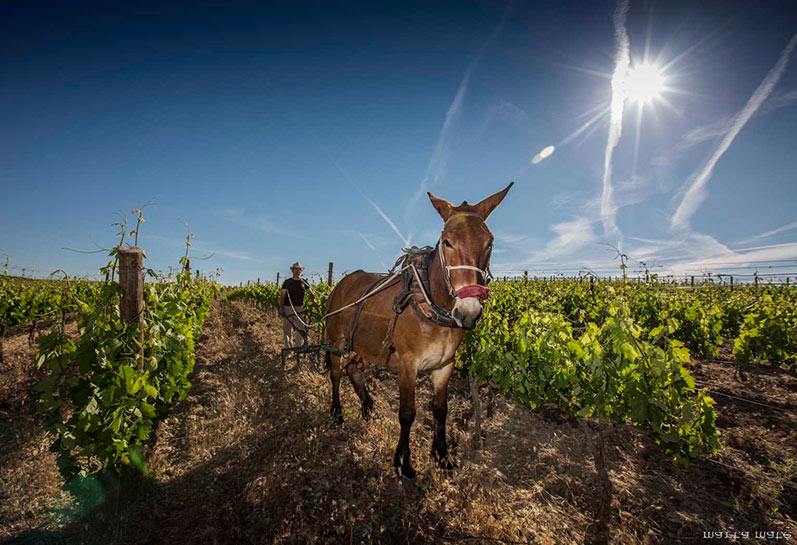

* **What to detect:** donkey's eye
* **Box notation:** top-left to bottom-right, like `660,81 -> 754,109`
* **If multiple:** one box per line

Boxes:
443,239 -> 453,249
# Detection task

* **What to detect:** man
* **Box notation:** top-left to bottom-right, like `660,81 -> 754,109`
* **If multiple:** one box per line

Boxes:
280,262 -> 313,348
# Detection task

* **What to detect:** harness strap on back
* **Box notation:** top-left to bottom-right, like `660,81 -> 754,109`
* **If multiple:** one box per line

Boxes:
345,275 -> 392,353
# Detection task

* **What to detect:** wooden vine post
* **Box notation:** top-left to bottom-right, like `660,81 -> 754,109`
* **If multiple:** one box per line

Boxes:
470,374 -> 482,451
119,247 -> 145,371
328,262 -> 334,286
581,419 -> 613,545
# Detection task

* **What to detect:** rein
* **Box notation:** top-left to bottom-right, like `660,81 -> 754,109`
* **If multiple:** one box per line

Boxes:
285,212 -> 493,333
285,214 -> 495,364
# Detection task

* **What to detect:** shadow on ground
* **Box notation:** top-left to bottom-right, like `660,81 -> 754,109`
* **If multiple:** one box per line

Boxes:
3,301 -> 795,545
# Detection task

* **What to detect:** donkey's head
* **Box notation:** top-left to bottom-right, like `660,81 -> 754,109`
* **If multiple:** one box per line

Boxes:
427,182 -> 513,329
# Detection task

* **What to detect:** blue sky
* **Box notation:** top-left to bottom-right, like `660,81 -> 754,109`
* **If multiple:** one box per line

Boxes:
1,0 -> 796,284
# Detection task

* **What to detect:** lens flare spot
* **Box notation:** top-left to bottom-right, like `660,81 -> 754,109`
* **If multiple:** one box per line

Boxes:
531,145 -> 555,164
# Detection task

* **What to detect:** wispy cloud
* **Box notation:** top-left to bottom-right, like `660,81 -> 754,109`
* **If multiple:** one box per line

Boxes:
543,219 -> 599,259
671,118 -> 731,153
765,87 -> 797,111
662,240 -> 797,276
739,220 -> 797,244
555,174 -> 664,217
493,224 -> 797,279
653,87 -> 797,166
493,231 -> 530,245
213,208 -> 304,239
670,33 -> 797,232
475,99 -> 531,140
213,249 -> 254,261
599,0 -> 631,238
148,234 -> 258,262
620,232 -> 797,277
497,218 -> 598,269
551,191 -> 586,209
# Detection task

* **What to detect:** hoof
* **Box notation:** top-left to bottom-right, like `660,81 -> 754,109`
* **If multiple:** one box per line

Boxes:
394,464 -> 416,480
330,406 -> 344,427
434,455 -> 455,472
432,445 -> 455,471
393,453 -> 416,480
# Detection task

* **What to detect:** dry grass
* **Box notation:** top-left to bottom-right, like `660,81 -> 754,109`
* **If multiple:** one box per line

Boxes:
1,301 -> 795,544
0,320 -> 77,539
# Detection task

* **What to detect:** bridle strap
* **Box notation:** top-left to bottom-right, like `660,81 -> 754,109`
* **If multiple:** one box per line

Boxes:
436,218 -> 493,301
443,211 -> 484,225
447,264 -> 489,275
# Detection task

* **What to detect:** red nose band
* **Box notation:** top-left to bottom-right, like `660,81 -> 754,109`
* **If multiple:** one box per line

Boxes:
455,285 -> 489,303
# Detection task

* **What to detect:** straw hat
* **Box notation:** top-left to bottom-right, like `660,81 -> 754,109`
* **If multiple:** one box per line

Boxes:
290,262 -> 303,270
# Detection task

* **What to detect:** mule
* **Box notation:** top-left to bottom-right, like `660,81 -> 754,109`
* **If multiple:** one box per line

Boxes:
324,182 -> 512,478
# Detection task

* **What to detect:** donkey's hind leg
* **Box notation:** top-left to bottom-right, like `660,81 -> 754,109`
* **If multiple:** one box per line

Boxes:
346,362 -> 374,420
329,352 -> 344,426
393,363 -> 417,479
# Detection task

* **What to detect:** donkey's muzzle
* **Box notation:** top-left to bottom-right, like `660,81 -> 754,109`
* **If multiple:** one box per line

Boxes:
452,296 -> 483,330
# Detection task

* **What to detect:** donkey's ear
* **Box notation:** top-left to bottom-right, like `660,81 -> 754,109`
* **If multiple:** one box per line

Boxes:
473,182 -> 514,220
428,192 -> 455,221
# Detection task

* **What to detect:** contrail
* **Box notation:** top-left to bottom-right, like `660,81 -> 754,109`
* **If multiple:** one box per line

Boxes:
353,185 -> 411,246
405,66 -> 473,218
600,0 -> 631,237
405,1 -> 516,224
739,220 -> 797,244
358,232 -> 389,270
358,231 -> 378,251
312,132 -> 412,246
671,33 -> 797,232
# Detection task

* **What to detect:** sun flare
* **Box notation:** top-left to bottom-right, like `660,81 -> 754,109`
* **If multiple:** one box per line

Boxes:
626,63 -> 665,104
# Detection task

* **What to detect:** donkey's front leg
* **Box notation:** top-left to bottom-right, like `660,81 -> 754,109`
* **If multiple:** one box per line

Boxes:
393,363 -> 417,479
430,362 -> 455,470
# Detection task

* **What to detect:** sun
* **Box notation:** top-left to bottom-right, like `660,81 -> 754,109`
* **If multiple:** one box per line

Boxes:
626,63 -> 665,104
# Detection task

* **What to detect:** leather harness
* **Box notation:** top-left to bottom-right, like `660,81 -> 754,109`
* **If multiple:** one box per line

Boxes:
343,245 -> 483,366
340,212 -> 492,367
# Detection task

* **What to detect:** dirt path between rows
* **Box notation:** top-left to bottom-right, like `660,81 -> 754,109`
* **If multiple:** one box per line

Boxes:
2,300 -> 795,544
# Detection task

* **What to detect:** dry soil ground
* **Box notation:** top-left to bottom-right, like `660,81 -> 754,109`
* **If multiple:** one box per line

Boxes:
1,300 -> 795,544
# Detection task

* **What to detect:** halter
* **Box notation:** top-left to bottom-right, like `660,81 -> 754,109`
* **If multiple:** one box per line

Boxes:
438,212 -> 493,303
